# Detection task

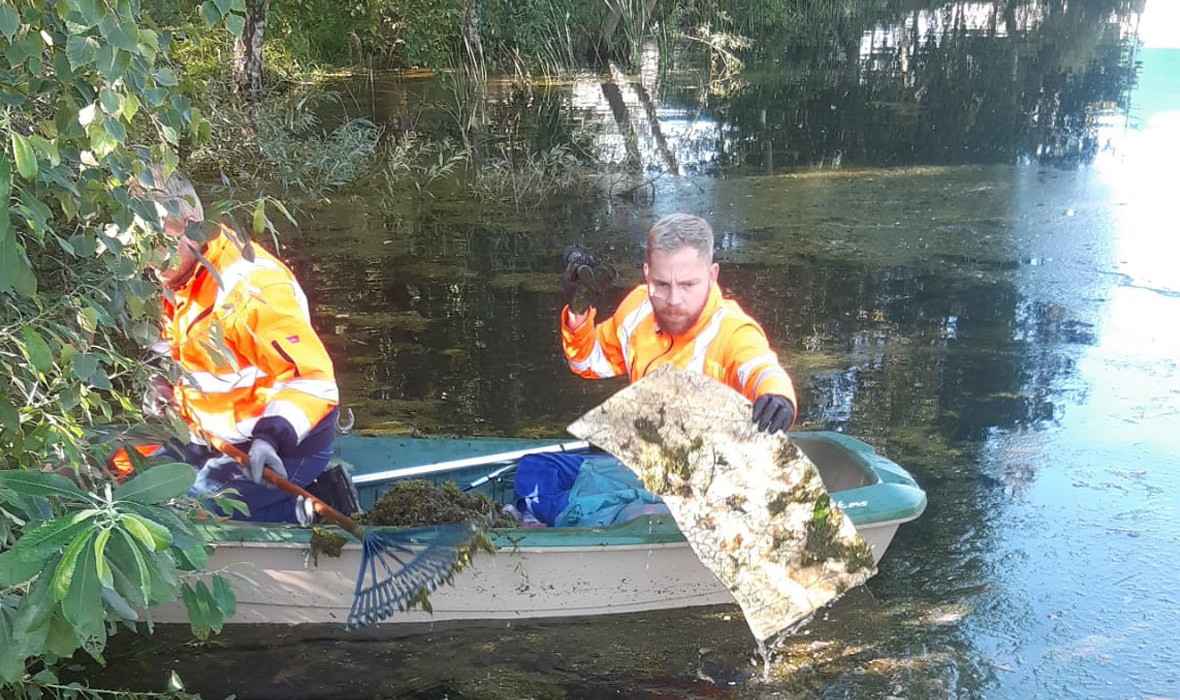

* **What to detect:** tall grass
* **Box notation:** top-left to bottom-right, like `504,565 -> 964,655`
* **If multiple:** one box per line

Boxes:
188,79 -> 382,202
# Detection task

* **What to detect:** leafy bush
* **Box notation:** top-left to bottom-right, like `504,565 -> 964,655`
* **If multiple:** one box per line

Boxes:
0,0 -> 241,693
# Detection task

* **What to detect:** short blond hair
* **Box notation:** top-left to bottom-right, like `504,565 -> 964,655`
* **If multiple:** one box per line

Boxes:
134,162 -> 204,223
646,214 -> 713,263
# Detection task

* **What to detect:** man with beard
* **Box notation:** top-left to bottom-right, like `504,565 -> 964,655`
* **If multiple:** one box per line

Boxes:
560,213 -> 798,434
124,164 -> 355,523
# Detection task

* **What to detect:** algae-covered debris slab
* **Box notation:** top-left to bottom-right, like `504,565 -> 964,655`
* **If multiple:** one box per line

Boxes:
567,365 -> 875,641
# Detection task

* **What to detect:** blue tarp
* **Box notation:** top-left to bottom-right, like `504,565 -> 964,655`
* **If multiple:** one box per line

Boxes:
514,452 -> 668,527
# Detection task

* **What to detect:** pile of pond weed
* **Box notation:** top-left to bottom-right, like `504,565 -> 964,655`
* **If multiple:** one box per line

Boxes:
357,479 -> 518,528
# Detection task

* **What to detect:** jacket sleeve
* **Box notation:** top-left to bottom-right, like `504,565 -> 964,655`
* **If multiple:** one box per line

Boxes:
723,323 -> 797,409
232,271 -> 339,452
561,304 -> 628,380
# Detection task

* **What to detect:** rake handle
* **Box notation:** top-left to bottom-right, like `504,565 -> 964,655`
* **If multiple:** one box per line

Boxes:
214,439 -> 362,539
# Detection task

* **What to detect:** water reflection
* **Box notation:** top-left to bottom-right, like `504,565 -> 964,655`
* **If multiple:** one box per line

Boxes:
93,4 -> 1180,699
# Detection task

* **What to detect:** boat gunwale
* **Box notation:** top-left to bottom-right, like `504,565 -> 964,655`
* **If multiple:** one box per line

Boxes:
203,431 -> 925,546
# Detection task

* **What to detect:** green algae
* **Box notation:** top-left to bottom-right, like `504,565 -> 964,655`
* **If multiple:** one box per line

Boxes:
307,527 -> 348,565
357,479 -> 516,528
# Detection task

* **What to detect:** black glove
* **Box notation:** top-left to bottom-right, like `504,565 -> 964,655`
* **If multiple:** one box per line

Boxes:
561,245 -> 597,305
561,245 -> 615,314
752,394 -> 795,434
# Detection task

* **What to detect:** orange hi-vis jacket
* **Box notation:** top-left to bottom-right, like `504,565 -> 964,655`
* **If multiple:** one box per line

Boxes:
160,226 -> 338,454
561,282 -> 797,411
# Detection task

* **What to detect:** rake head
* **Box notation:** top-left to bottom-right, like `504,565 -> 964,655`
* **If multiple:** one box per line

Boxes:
346,519 -> 492,629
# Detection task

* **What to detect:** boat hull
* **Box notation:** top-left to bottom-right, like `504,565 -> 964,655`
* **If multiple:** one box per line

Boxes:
152,518 -> 905,625
151,432 -> 925,626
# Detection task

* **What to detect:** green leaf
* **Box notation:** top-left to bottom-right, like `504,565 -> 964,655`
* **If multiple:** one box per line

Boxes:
200,1 -> 221,26
93,43 -> 121,81
195,579 -> 224,632
100,585 -> 138,621
269,197 -> 297,225
69,351 -> 97,383
174,541 -> 207,571
108,529 -> 151,606
74,0 -> 104,28
180,580 -> 223,638
93,528 -> 113,588
5,515 -> 91,564
61,534 -> 104,643
120,500 -> 200,551
18,188 -> 52,233
113,462 -> 195,505
147,548 -> 179,602
120,91 -> 139,120
212,574 -> 237,617
21,325 -> 55,373
225,12 -> 245,38
7,567 -> 53,665
0,607 -> 20,685
252,199 -> 265,237
110,18 -> 139,51
27,134 -> 60,166
65,34 -> 99,70
0,390 -> 20,434
99,87 -> 120,114
0,150 -> 9,208
52,529 -> 95,600
0,5 -> 19,43
11,132 -> 37,180
153,66 -> 178,87
0,549 -> 45,587
0,469 -> 87,502
120,512 -> 171,551
12,249 -> 36,296
179,582 -> 206,637
214,0 -> 233,16
44,611 -> 80,658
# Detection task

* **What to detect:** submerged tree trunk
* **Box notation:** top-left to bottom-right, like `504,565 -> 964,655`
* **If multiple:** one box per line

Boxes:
599,77 -> 643,172
233,0 -> 269,95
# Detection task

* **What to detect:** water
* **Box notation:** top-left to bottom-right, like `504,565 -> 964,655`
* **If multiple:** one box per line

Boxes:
91,5 -> 1180,699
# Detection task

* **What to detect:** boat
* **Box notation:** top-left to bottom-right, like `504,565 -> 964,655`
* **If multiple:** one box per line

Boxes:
151,431 -> 926,626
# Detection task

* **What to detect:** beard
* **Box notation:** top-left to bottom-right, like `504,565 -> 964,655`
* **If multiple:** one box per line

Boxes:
654,306 -> 698,336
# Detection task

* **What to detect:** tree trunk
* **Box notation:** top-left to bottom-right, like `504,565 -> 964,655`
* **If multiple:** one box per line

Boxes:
233,0 -> 269,95
461,0 -> 484,80
590,0 -> 626,64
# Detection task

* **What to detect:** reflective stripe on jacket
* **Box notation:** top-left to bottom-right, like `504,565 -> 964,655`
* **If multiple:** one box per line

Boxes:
561,283 -> 796,410
162,226 -> 338,453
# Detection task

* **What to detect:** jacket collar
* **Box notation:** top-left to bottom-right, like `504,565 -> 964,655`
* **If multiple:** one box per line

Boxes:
173,225 -> 237,301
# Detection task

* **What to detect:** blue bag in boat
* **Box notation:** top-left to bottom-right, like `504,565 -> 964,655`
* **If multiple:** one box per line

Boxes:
555,456 -> 668,528
513,452 -> 583,526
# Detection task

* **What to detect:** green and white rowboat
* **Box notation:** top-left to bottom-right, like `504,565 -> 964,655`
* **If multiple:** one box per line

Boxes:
152,431 -> 926,626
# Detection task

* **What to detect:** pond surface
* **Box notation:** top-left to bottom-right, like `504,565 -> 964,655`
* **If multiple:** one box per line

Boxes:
94,5 -> 1180,699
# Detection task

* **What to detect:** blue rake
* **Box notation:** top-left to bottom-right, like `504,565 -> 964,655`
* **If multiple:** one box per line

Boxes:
214,441 -> 491,629
346,520 -> 488,629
